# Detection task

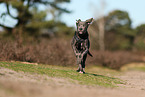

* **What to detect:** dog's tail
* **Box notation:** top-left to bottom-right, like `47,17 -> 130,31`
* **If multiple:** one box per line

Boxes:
88,51 -> 93,57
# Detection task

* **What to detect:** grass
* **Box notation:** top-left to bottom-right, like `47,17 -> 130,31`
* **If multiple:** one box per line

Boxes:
0,61 -> 124,87
120,63 -> 145,72
135,67 -> 145,72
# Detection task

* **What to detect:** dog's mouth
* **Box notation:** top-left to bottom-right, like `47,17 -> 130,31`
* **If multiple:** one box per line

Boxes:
79,31 -> 83,34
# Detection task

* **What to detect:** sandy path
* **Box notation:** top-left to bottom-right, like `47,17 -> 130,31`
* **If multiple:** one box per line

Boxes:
0,67 -> 145,97
118,71 -> 145,90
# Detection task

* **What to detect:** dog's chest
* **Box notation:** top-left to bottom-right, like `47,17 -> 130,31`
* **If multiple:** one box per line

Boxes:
75,39 -> 86,51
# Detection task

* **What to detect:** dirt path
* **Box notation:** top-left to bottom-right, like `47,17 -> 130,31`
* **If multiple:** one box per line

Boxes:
118,71 -> 145,90
0,67 -> 145,97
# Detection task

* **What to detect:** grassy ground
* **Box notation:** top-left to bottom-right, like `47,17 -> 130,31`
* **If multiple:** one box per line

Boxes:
0,61 -> 123,87
120,63 -> 145,72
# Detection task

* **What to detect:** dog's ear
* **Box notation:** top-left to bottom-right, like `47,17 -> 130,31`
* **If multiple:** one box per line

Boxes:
76,19 -> 81,25
86,18 -> 93,24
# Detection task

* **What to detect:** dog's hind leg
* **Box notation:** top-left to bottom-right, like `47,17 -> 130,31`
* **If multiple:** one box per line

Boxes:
82,54 -> 87,73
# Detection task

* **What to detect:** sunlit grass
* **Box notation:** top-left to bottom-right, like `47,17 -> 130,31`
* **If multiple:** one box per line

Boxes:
0,61 -> 124,87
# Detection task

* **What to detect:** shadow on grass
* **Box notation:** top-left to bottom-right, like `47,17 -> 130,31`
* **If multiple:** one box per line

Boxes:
85,72 -> 117,79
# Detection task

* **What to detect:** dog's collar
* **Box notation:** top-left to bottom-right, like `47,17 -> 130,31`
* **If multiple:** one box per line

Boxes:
75,31 -> 88,40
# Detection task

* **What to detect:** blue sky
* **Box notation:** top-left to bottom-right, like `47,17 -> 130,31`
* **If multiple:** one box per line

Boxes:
61,0 -> 145,28
0,0 -> 145,28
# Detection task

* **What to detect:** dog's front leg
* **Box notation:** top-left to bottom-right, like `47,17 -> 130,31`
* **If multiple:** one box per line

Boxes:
76,53 -> 84,73
79,64 -> 83,73
71,38 -> 80,56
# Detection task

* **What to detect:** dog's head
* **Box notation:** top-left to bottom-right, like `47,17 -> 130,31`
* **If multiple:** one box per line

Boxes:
76,18 -> 93,35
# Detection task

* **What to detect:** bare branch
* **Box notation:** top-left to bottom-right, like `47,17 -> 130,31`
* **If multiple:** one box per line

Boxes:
27,0 -> 31,9
6,3 -> 18,19
34,1 -> 70,13
49,3 -> 70,13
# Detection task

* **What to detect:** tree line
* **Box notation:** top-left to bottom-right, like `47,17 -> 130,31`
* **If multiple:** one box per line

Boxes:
0,1 -> 145,51
90,10 -> 145,51
0,0 -> 73,39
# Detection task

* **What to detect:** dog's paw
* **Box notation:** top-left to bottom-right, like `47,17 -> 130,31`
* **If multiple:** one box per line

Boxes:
79,71 -> 85,74
79,71 -> 84,74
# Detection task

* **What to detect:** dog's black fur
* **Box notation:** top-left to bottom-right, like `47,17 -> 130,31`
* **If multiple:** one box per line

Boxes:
71,18 -> 93,73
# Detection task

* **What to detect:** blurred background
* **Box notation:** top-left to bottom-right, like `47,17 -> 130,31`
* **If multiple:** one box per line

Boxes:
0,0 -> 145,70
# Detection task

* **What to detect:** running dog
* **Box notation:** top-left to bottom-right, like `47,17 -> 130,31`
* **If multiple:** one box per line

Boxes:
71,18 -> 93,74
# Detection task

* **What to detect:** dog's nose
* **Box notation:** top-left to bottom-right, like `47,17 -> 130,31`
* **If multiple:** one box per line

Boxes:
79,28 -> 83,31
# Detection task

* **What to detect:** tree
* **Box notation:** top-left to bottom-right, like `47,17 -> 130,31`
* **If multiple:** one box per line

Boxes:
105,10 -> 135,50
97,0 -> 105,51
0,0 -> 70,35
134,24 -> 145,50
105,10 -> 132,31
136,24 -> 145,36
89,0 -> 106,51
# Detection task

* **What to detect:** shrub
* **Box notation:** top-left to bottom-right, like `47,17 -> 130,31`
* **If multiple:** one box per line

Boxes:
0,38 -> 144,70
0,38 -> 75,66
87,51 -> 143,70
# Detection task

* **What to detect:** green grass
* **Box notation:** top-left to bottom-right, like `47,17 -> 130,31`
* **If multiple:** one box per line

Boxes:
135,67 -> 145,72
120,63 -> 145,72
0,61 -> 124,87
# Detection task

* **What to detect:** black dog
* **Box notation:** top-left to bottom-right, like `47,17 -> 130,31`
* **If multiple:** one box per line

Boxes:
71,18 -> 93,74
